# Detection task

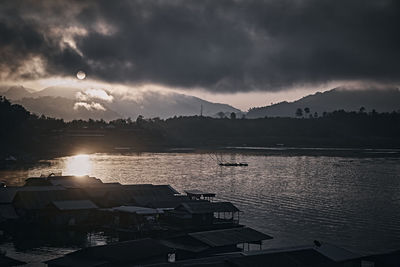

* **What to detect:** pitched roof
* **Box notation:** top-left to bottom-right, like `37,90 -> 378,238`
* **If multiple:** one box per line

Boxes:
230,249 -> 336,267
124,184 -> 179,197
314,242 -> 360,262
24,175 -> 103,188
0,186 -> 66,204
0,204 -> 18,220
132,195 -> 190,208
243,242 -> 361,263
51,200 -> 98,211
44,256 -> 107,267
110,205 -> 161,215
139,253 -> 243,267
13,189 -> 86,210
144,243 -> 360,267
177,201 -> 240,214
188,227 -> 272,247
160,235 -> 210,253
46,238 -> 174,266
82,184 -> 181,208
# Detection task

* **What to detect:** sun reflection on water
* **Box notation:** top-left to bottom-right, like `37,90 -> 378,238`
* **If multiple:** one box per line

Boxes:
64,154 -> 92,176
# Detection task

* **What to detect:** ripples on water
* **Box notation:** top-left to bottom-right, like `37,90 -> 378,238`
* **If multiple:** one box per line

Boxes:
1,153 -> 400,259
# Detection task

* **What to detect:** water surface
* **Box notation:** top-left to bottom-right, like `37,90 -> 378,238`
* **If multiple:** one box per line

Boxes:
1,152 -> 400,261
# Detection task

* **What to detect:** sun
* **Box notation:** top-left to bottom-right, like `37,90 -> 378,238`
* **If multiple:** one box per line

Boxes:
76,70 -> 86,80
64,154 -> 92,176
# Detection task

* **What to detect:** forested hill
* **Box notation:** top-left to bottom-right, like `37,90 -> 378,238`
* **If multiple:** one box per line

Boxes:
1,96 -> 400,162
247,87 -> 400,118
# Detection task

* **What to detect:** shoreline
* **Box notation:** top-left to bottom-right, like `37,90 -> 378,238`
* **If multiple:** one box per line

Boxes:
2,145 -> 400,170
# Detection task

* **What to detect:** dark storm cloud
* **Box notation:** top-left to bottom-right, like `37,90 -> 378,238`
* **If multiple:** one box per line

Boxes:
1,0 -> 399,92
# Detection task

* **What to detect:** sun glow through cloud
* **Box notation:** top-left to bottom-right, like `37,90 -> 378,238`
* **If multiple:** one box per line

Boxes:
64,154 -> 92,176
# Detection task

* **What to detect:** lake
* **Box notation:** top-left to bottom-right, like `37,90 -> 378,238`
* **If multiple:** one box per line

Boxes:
1,152 -> 400,263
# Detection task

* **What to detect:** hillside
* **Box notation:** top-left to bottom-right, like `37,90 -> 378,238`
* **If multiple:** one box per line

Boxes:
1,85 -> 241,120
247,87 -> 400,118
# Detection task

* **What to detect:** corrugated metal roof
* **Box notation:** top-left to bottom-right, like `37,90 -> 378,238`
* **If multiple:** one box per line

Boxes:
178,201 -> 240,214
189,227 -> 272,247
51,200 -> 98,211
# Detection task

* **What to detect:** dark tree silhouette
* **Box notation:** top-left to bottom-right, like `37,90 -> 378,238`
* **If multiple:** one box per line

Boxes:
230,112 -> 236,119
295,108 -> 303,117
217,111 -> 226,119
1,94 -> 400,162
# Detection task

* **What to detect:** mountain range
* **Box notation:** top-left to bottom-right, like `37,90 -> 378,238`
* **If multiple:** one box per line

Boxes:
247,87 -> 400,118
0,85 -> 241,121
1,85 -> 400,120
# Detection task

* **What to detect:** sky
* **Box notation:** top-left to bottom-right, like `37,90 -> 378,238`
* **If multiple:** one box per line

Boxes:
1,0 -> 399,110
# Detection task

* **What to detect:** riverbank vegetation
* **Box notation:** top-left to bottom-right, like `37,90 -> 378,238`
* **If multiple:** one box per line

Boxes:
1,96 -> 400,161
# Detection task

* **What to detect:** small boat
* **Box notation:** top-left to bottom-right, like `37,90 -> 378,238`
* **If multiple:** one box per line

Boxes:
219,162 -> 248,167
209,153 -> 248,167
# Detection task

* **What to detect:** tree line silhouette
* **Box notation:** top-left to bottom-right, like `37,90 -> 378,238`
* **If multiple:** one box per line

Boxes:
1,96 -> 400,162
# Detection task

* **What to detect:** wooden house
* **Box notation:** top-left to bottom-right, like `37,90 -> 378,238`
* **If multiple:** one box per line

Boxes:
43,200 -> 98,227
167,201 -> 240,228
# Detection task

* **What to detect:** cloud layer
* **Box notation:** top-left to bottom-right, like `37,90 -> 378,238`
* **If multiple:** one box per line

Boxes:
1,0 -> 399,92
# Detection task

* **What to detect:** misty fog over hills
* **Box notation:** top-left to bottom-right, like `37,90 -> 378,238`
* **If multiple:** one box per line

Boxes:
2,85 -> 400,121
0,85 -> 240,120
15,97 -> 121,121
247,87 -> 400,118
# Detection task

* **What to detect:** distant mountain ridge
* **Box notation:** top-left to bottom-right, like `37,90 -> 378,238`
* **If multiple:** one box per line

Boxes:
2,85 -> 34,100
1,85 -> 241,121
4,85 -> 398,121
247,87 -> 400,118
14,96 -> 121,121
